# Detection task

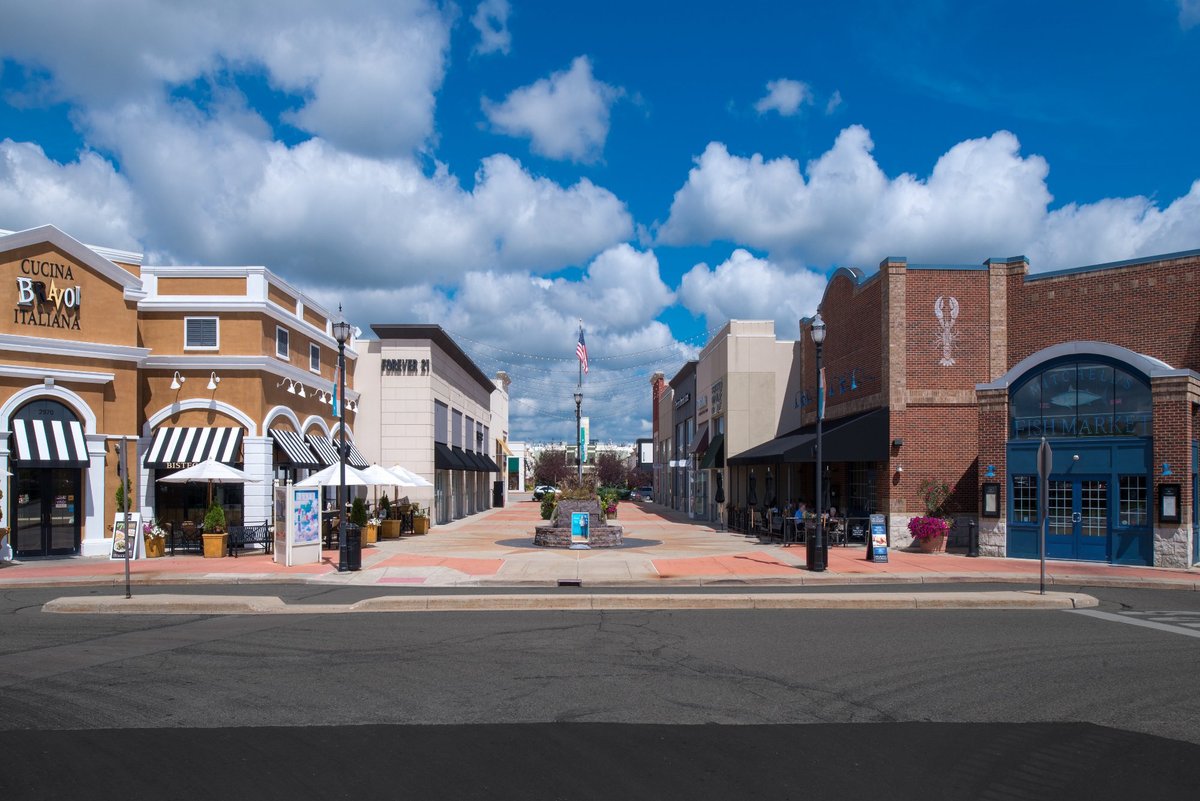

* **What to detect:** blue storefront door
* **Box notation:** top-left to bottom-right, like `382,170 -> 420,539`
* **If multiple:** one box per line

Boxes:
1045,478 -> 1108,562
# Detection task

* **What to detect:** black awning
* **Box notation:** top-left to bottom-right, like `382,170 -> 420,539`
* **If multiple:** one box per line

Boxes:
468,451 -> 491,471
434,442 -> 459,470
691,427 -> 710,457
451,446 -> 475,470
477,454 -> 501,472
305,434 -> 341,466
727,408 -> 889,465
698,434 -> 724,470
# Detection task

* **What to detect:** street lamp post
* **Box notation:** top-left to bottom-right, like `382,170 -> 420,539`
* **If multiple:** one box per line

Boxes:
574,390 -> 583,483
808,312 -> 827,572
332,306 -> 353,572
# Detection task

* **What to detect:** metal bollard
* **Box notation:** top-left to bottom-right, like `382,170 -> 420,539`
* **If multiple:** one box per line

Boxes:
967,519 -> 979,558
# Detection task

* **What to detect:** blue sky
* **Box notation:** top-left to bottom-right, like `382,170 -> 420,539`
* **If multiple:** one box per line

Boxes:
2,0 -> 1198,442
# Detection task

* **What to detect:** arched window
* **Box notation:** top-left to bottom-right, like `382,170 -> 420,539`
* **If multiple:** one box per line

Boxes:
1009,359 -> 1151,440
14,398 -> 80,423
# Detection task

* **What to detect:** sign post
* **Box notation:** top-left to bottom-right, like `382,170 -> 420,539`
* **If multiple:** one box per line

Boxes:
1036,437 -> 1053,596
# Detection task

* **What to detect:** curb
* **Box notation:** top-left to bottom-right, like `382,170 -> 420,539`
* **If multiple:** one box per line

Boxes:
42,590 -> 1099,615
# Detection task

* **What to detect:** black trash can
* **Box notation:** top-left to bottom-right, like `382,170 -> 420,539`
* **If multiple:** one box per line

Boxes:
806,526 -> 830,571
493,480 -> 505,508
339,522 -> 362,572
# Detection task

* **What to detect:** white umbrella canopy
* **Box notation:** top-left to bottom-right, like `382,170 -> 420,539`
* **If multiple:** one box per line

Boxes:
358,464 -> 406,486
389,464 -> 433,488
295,463 -> 372,488
155,458 -> 260,508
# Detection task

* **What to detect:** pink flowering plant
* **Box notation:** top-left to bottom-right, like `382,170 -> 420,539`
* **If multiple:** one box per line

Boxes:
908,515 -> 950,540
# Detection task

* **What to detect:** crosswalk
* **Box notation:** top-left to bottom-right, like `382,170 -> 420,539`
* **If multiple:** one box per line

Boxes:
1067,608 -> 1200,639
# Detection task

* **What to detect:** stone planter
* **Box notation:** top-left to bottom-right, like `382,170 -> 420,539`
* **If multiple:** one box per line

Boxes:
917,534 -> 947,553
202,532 -> 227,558
381,520 -> 402,539
363,524 -> 378,544
145,537 -> 166,558
412,516 -> 429,535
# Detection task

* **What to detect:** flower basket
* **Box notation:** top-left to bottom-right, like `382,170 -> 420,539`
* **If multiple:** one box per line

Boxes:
909,516 -> 950,553
142,520 -> 167,558
412,513 -> 429,535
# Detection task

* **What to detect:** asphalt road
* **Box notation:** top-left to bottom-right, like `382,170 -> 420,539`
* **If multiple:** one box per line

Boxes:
1,584 -> 1197,799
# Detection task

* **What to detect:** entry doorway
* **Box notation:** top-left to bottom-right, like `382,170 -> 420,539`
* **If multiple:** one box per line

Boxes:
1046,477 -> 1108,562
11,468 -> 81,557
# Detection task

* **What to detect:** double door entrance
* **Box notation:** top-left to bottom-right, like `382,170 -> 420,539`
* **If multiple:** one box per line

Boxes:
1045,477 -> 1108,562
11,467 -> 81,557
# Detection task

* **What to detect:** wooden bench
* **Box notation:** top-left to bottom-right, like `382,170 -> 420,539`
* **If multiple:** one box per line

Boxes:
227,522 -> 272,558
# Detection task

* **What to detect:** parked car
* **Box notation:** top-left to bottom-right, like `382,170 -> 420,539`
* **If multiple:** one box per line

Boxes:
532,485 -> 557,501
637,487 -> 653,501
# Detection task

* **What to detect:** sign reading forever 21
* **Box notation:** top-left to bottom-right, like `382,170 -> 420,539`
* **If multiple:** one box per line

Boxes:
14,258 -> 82,330
382,358 -> 430,376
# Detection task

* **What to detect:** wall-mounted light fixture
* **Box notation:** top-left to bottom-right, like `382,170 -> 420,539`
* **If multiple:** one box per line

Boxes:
207,371 -> 221,391
891,438 -> 904,448
984,464 -> 996,478
1161,462 -> 1173,476
170,371 -> 185,390
296,383 -> 307,399
895,464 -> 904,473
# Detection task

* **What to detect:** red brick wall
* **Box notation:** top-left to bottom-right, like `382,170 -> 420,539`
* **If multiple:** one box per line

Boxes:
802,270 -> 884,423
1008,253 -> 1200,372
905,269 -> 991,390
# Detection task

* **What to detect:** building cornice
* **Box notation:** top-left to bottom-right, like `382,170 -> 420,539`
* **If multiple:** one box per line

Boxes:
0,333 -> 150,363
0,364 -> 115,384
0,225 -> 144,290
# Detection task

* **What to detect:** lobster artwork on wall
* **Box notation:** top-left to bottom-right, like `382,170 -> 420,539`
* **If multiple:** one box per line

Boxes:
934,295 -> 959,366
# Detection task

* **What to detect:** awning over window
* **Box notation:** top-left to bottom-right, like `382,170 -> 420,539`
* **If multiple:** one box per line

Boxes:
451,446 -> 475,471
698,433 -> 724,470
691,427 -> 710,457
478,454 -> 502,472
269,429 -> 320,468
499,439 -> 514,456
305,434 -> 341,466
434,442 -> 471,470
10,418 -> 89,468
145,427 -> 244,468
727,409 -> 888,466
344,441 -> 369,469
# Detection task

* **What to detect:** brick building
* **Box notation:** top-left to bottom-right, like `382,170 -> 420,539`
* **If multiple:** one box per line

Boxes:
711,248 -> 1199,567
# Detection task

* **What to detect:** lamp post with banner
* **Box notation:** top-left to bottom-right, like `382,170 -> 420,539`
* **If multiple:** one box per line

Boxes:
332,307 -> 356,572
807,312 -> 827,572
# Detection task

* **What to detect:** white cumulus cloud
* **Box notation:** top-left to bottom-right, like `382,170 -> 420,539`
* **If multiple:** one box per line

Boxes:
0,0 -> 452,157
1180,0 -> 1200,29
471,0 -> 512,55
754,79 -> 813,117
677,249 -> 827,339
483,56 -> 623,162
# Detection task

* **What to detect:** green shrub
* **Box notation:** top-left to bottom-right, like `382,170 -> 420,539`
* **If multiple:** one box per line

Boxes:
202,502 -> 227,533
350,497 -> 368,527
378,493 -> 390,517
540,493 -> 557,520
114,477 -> 132,511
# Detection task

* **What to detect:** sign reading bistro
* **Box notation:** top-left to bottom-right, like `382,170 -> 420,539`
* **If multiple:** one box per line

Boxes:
14,258 -> 82,329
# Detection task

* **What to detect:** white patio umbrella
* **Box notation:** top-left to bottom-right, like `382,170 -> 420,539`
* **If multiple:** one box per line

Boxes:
358,463 -> 406,487
156,458 -> 260,506
294,463 -> 372,488
389,464 -> 433,488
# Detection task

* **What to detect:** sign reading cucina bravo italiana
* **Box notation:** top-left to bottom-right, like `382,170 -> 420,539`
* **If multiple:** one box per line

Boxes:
14,258 -> 82,329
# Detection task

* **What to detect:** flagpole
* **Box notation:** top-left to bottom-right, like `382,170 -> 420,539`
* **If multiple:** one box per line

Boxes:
576,320 -> 583,483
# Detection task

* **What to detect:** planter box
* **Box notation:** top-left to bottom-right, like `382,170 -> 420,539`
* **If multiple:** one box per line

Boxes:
381,520 -> 402,539
202,532 -> 228,558
412,516 -> 429,535
145,537 -> 166,558
363,524 -> 378,544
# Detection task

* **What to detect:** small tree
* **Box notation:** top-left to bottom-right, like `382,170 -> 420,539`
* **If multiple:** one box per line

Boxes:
378,493 -> 390,519
203,502 -> 227,533
595,452 -> 628,488
918,478 -> 954,518
533,448 -> 572,486
350,496 -> 368,527
114,476 -> 132,511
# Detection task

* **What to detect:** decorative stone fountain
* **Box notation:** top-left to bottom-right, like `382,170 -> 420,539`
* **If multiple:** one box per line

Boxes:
533,498 -> 623,547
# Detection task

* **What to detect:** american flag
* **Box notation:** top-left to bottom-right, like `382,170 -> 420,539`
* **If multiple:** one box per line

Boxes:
576,329 -> 589,374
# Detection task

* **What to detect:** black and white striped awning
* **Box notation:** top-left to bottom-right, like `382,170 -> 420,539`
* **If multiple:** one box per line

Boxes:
305,433 -> 369,468
305,434 -> 341,466
269,429 -> 320,468
10,418 -> 89,467
144,427 -> 244,469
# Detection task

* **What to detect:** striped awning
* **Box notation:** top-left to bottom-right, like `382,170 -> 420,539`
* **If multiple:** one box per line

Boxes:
270,429 -> 320,468
144,427 -> 243,469
305,434 -> 341,466
10,418 -> 89,467
344,441 -> 369,469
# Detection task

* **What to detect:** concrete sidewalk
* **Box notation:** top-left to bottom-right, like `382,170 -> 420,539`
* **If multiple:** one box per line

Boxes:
3,500 -> 1198,591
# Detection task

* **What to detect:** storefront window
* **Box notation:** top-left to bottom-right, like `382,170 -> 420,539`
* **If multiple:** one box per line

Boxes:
1118,475 -> 1148,527
1012,475 -> 1037,523
1010,359 -> 1151,439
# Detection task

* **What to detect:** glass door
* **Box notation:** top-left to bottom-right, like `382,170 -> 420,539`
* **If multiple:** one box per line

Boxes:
12,468 -> 81,557
1045,477 -> 1108,561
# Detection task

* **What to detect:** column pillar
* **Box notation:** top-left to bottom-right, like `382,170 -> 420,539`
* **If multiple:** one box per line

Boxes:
81,435 -> 109,557
243,436 -> 273,525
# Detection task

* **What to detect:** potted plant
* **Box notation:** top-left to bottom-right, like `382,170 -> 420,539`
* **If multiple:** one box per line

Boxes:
350,497 -> 374,544
379,495 -> 401,539
364,516 -> 381,544
142,519 -> 167,558
201,502 -> 227,558
412,506 -> 430,535
910,478 -> 954,553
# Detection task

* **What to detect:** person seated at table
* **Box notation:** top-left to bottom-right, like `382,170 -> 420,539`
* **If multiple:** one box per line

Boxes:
794,503 -> 808,524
